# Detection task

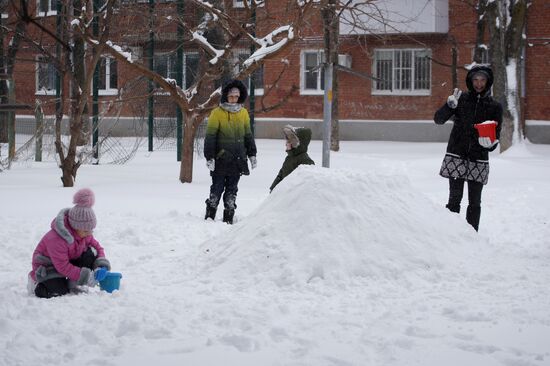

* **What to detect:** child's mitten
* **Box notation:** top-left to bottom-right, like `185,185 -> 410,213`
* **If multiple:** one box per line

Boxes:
77,268 -> 97,287
249,156 -> 257,169
93,257 -> 111,271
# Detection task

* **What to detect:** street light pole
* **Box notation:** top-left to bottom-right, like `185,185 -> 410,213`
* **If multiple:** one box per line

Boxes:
322,62 -> 333,168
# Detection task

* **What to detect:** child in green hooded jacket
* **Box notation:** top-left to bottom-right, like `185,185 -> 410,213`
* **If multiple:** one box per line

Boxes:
270,125 -> 315,192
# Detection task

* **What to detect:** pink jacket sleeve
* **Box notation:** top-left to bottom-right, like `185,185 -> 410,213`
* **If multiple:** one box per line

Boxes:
47,238 -> 82,281
88,237 -> 106,258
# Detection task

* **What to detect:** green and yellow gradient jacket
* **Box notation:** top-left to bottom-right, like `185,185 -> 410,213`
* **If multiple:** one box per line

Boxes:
204,106 -> 257,176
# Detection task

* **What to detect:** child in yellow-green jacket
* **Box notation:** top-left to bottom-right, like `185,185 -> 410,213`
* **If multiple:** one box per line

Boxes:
203,79 -> 257,224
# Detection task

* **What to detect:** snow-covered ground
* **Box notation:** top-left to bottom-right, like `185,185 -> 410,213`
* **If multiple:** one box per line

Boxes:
1,139 -> 549,366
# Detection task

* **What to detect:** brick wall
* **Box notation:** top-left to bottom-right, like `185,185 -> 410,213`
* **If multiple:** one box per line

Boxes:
524,1 -> 550,121
6,0 -> 550,134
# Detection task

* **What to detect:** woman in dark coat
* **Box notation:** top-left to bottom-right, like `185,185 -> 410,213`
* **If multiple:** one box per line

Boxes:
434,64 -> 503,231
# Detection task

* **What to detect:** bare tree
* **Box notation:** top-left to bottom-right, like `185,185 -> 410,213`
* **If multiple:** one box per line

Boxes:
90,0 -> 316,183
319,0 -> 424,151
0,1 -> 27,156
472,0 -> 487,64
8,1 -> 118,186
482,0 -> 530,151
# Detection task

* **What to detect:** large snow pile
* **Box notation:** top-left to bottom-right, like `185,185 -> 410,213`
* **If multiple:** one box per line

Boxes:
200,166 -> 485,286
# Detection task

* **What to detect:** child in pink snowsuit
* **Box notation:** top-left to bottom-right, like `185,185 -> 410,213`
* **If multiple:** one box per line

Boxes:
28,188 -> 111,298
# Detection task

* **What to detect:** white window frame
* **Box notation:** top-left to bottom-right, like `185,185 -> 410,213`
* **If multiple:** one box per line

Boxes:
372,48 -> 431,96
153,51 -> 201,94
472,46 -> 490,64
233,49 -> 264,96
300,49 -> 325,95
97,56 -> 118,96
35,56 -> 57,96
36,0 -> 57,17
233,0 -> 265,9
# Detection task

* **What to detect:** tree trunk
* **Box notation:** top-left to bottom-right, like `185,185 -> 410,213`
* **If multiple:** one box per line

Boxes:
484,0 -> 529,151
322,0 -> 340,151
72,0 -> 90,147
0,16 -> 7,143
486,1 -> 510,150
505,0 -> 528,144
0,96 -> 7,143
60,155 -> 77,187
179,113 -> 197,183
473,1 -> 487,64
0,16 -> 26,151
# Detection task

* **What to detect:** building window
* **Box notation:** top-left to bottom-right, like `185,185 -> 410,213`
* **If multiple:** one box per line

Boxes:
301,50 -> 325,95
35,57 -> 57,95
233,0 -> 265,8
372,49 -> 431,95
184,53 -> 199,89
472,46 -> 490,64
153,53 -> 171,80
98,57 -> 118,95
37,0 -> 58,16
235,50 -> 264,95
154,52 -> 200,90
1,0 -> 8,18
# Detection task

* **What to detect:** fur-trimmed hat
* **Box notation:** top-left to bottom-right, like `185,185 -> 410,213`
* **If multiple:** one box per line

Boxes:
68,188 -> 97,231
283,125 -> 300,149
466,65 -> 494,95
220,79 -> 248,104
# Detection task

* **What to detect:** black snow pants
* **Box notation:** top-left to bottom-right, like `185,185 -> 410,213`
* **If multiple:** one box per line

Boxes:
34,248 -> 98,299
446,178 -> 483,231
206,174 -> 241,211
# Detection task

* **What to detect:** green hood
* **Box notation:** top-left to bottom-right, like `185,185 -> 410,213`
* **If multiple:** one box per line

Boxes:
287,127 -> 311,156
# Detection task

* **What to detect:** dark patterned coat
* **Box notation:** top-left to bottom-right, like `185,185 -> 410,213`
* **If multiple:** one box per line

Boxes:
434,65 -> 503,184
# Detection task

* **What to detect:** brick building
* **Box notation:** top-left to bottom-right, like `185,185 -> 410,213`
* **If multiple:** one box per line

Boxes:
5,0 -> 550,143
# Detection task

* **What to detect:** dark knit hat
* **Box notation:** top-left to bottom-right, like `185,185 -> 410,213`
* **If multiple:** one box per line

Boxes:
472,69 -> 490,80
68,188 -> 97,231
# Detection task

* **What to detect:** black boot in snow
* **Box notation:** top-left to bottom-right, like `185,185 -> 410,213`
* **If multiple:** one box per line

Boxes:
205,205 -> 217,220
223,209 -> 235,224
466,205 -> 481,231
445,203 -> 460,213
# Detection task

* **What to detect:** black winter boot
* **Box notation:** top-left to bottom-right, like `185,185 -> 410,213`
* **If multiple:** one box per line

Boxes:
205,205 -> 217,220
445,203 -> 460,213
223,209 -> 235,224
466,205 -> 481,231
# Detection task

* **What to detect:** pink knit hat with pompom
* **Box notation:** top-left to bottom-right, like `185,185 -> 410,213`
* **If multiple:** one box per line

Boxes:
68,188 -> 97,231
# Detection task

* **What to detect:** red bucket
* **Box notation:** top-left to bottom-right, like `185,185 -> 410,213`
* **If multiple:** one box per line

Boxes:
474,120 -> 498,142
